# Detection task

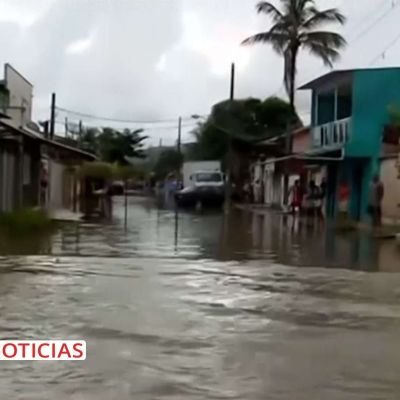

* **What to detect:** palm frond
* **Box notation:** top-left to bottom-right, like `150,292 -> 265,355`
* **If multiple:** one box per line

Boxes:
299,0 -> 315,10
241,31 -> 288,53
303,42 -> 341,67
242,0 -> 346,107
301,31 -> 346,49
133,135 -> 149,143
302,7 -> 346,29
256,1 -> 284,22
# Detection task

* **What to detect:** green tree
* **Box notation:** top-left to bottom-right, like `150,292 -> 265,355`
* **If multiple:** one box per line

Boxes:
80,127 -> 147,164
154,149 -> 183,179
80,127 -> 100,154
242,0 -> 346,111
191,96 -> 300,161
99,128 -> 147,164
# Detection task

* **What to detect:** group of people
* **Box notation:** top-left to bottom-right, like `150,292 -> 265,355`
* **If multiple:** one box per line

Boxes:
244,172 -> 386,228
289,179 -> 327,217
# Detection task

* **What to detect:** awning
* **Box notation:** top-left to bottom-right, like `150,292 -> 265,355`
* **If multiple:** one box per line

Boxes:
0,119 -> 96,161
256,149 -> 344,168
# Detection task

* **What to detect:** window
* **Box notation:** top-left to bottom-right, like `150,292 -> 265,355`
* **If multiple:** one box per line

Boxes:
195,172 -> 222,183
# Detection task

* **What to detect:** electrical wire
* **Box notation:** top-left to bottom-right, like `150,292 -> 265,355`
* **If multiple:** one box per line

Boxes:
368,30 -> 400,65
56,106 -> 196,124
55,120 -> 197,131
298,0 -> 400,85
349,0 -> 399,44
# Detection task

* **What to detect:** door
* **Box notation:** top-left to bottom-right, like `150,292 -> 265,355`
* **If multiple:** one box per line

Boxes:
326,164 -> 338,218
352,162 -> 364,221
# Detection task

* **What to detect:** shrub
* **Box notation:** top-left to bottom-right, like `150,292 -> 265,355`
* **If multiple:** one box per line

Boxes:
0,209 -> 55,237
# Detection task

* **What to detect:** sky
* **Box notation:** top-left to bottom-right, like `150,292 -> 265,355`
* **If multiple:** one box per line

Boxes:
0,0 -> 399,145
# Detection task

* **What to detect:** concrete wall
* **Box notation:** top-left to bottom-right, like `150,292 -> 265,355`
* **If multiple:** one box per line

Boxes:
4,64 -> 33,127
349,68 -> 400,158
22,141 -> 41,208
381,157 -> 400,223
49,160 -> 64,210
292,131 -> 311,154
0,147 -> 17,212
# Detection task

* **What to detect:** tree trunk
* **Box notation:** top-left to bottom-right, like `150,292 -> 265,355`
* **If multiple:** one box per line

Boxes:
283,48 -> 298,208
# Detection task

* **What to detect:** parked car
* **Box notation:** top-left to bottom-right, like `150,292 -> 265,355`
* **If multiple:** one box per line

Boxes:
109,181 -> 124,195
174,171 -> 225,208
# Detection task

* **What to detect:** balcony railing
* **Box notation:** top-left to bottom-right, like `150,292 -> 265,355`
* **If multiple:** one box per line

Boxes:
312,117 -> 351,148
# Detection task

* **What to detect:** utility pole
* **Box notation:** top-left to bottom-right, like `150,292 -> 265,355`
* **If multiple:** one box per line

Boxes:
224,62 -> 235,211
50,92 -> 56,140
65,117 -> 68,138
176,116 -> 182,185
230,62 -> 235,101
78,120 -> 83,144
177,116 -> 182,155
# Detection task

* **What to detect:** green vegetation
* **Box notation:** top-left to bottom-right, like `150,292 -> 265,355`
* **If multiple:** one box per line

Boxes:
154,149 -> 183,180
0,209 -> 55,237
242,0 -> 346,110
79,161 -> 115,180
80,127 -> 148,164
189,96 -> 301,161
78,161 -> 147,181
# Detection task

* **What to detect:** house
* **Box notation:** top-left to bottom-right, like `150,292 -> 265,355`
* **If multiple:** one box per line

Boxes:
0,119 -> 41,212
0,64 -> 33,127
0,63 -> 95,214
249,126 -> 311,207
299,67 -> 400,221
379,138 -> 400,223
0,118 -> 95,212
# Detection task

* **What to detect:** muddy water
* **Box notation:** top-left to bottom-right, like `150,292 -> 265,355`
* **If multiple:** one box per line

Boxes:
0,197 -> 400,399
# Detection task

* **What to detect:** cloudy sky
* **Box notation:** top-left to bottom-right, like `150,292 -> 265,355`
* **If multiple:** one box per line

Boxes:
0,0 -> 398,144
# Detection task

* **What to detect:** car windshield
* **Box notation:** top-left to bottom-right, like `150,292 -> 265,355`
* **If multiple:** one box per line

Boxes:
195,173 -> 222,182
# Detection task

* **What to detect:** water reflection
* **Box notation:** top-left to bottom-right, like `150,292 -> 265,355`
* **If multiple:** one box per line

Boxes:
0,198 -> 398,272
0,198 -> 399,399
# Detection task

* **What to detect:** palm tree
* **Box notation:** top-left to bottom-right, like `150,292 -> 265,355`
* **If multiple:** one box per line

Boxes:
242,0 -> 346,112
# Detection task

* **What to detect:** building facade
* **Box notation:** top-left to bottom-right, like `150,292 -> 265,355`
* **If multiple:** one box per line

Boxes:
0,64 -> 95,214
299,67 -> 400,221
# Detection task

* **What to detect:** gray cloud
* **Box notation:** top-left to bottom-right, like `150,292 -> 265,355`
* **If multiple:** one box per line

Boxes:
0,0 -> 398,144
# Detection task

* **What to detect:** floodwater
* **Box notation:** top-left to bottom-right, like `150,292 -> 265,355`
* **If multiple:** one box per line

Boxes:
0,197 -> 400,399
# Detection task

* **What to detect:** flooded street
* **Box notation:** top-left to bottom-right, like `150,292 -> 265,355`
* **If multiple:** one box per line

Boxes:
1,197 -> 400,399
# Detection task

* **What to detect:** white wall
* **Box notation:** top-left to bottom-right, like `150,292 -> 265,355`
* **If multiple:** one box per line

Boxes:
264,162 -> 274,205
4,64 -> 33,127
49,160 -> 64,210
381,158 -> 400,223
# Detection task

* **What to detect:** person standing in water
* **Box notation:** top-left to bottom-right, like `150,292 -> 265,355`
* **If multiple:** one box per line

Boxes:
289,179 -> 303,215
368,174 -> 384,227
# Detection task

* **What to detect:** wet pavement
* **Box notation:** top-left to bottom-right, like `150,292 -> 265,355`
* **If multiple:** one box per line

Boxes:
0,197 -> 400,399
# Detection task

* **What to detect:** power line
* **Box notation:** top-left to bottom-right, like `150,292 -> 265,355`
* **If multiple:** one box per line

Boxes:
349,0 -> 399,44
299,0 -> 400,85
368,30 -> 400,65
55,119 -> 197,131
55,106 -> 195,125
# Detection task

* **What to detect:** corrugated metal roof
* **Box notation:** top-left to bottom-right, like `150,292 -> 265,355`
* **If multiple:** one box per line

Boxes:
298,67 -> 400,90
0,119 -> 96,160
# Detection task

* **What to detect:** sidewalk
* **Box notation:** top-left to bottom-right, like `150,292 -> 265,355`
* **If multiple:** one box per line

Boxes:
234,202 -> 400,240
49,209 -> 83,222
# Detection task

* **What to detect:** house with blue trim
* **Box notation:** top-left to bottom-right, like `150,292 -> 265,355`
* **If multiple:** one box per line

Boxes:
299,67 -> 400,221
